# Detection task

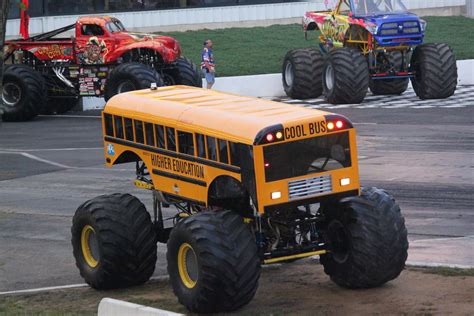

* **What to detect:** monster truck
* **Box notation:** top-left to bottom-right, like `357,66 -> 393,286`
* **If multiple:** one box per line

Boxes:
282,0 -> 458,104
1,16 -> 201,121
71,86 -> 408,313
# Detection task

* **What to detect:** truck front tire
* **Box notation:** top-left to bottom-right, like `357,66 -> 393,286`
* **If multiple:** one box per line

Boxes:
282,48 -> 324,99
323,48 -> 369,104
320,187 -> 408,288
410,43 -> 457,99
71,193 -> 157,289
1,64 -> 46,122
105,62 -> 164,101
167,210 -> 260,313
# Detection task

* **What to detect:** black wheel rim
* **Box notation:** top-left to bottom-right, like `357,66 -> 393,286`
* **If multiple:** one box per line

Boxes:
2,82 -> 22,107
327,220 -> 350,263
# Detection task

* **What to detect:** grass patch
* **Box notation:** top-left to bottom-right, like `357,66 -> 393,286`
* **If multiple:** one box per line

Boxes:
163,16 -> 474,77
415,267 -> 474,277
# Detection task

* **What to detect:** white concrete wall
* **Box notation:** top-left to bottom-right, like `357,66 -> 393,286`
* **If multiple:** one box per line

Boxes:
6,0 -> 467,37
98,298 -> 183,316
82,59 -> 474,110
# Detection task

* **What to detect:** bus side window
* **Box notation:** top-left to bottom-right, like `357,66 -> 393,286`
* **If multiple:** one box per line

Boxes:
229,142 -> 241,167
134,120 -> 144,144
196,134 -> 206,158
166,127 -> 176,151
155,124 -> 165,148
104,113 -> 114,136
178,131 -> 194,156
145,122 -> 155,146
206,136 -> 217,161
124,118 -> 134,141
114,115 -> 124,139
218,139 -> 229,164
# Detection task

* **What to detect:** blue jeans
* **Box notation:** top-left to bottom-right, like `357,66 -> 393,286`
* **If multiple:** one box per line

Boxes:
202,68 -> 215,84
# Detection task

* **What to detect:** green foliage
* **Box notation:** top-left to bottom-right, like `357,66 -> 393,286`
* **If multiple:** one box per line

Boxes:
163,16 -> 473,77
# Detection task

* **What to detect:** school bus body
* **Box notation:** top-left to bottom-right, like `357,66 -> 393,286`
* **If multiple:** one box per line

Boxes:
102,85 -> 360,214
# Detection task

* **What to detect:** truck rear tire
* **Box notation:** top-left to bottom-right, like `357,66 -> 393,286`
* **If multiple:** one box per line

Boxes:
410,43 -> 457,99
71,193 -> 157,289
282,48 -> 324,99
174,57 -> 202,87
320,187 -> 408,288
1,64 -> 46,122
323,48 -> 369,104
369,78 -> 409,95
105,62 -> 164,101
167,210 -> 260,313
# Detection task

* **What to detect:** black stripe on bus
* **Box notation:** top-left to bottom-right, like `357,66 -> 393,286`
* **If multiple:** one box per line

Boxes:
152,169 -> 207,187
164,192 -> 207,206
105,136 -> 241,173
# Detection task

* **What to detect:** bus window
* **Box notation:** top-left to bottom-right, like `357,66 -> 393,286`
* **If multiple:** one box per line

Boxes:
114,116 -> 124,139
206,136 -> 217,161
218,139 -> 229,164
145,122 -> 155,146
229,142 -> 241,167
196,134 -> 206,158
124,118 -> 134,141
155,124 -> 165,148
166,127 -> 176,151
178,131 -> 194,156
134,120 -> 144,144
104,113 -> 113,136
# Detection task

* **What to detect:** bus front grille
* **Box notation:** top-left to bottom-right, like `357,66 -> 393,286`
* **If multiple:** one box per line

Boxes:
288,175 -> 332,200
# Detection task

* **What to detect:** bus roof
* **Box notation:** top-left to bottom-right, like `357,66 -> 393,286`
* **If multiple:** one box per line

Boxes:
104,85 -> 332,144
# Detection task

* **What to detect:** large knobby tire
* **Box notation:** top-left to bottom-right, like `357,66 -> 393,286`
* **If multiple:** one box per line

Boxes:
71,193 -> 157,289
323,48 -> 369,104
282,48 -> 324,99
1,64 -> 46,122
104,62 -> 164,101
320,187 -> 408,288
167,210 -> 260,313
41,97 -> 80,115
410,43 -> 457,99
369,52 -> 409,95
173,57 -> 202,87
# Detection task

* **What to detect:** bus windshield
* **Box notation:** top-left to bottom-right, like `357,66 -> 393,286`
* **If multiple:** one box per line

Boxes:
354,0 -> 408,16
263,132 -> 352,182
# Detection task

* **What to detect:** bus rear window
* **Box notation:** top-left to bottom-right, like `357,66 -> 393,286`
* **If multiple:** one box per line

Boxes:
104,113 -> 113,136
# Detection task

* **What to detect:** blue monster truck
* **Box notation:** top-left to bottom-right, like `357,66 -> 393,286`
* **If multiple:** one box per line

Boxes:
282,0 -> 458,104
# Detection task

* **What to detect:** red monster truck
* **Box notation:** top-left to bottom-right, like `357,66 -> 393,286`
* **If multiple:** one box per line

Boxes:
1,16 -> 201,121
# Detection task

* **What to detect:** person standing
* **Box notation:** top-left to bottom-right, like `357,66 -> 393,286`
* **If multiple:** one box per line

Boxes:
201,39 -> 215,89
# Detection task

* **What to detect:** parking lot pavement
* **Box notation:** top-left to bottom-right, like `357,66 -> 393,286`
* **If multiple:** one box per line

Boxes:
0,106 -> 473,292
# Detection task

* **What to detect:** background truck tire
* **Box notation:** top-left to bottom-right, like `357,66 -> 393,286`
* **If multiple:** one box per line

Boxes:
167,210 -> 260,313
320,187 -> 408,289
174,57 -> 203,87
323,48 -> 369,104
71,193 -> 157,290
1,64 -> 46,122
369,78 -> 409,95
104,62 -> 164,101
282,48 -> 324,99
410,43 -> 457,99
41,97 -> 80,115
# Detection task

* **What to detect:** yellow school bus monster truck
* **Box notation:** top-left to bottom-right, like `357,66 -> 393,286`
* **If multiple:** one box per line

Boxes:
282,0 -> 457,103
71,85 -> 408,313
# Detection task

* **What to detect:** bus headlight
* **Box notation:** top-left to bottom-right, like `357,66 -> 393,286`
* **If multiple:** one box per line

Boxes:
271,191 -> 281,200
340,178 -> 350,186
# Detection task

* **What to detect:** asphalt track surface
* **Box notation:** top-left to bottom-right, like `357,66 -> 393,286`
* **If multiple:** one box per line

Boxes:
0,105 -> 473,292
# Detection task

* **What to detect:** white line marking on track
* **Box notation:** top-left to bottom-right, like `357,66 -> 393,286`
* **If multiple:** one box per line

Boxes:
0,276 -> 169,296
0,147 -> 102,152
20,153 -> 74,169
38,115 -> 101,118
